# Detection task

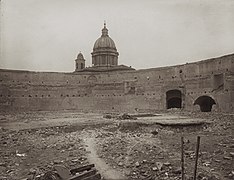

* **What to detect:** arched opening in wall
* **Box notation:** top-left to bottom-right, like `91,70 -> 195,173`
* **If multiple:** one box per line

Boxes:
166,90 -> 182,109
194,96 -> 216,112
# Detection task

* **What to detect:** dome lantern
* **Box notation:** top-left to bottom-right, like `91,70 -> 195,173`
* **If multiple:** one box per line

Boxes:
101,22 -> 108,37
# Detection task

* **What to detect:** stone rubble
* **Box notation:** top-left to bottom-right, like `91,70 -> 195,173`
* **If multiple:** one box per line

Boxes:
95,112 -> 234,180
0,111 -> 233,180
0,126 -> 88,180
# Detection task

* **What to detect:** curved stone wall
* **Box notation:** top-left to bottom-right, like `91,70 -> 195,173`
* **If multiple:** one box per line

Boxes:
0,54 -> 233,112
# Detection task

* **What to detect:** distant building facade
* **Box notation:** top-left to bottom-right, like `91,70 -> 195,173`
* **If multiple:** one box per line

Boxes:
75,23 -> 134,72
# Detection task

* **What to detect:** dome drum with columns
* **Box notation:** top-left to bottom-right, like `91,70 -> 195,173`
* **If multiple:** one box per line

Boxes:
91,23 -> 119,67
74,23 -> 134,72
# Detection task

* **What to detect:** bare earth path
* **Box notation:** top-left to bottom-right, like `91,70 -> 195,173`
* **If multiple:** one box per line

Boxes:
83,133 -> 127,180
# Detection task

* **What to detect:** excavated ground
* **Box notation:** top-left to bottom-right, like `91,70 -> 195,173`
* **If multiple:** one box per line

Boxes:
0,111 -> 233,180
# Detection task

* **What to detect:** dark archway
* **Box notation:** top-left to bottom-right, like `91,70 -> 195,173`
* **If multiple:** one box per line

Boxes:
194,96 -> 216,112
167,98 -> 182,109
166,90 -> 182,109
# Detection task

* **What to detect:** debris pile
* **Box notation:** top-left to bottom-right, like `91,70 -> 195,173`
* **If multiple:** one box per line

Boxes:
103,113 -> 160,120
95,112 -> 234,179
0,111 -> 233,179
117,113 -> 137,120
96,131 -> 183,179
103,113 -> 137,120
0,126 -> 88,180
35,164 -> 101,180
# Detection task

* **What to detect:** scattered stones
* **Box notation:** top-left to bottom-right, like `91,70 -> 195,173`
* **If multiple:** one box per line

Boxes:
151,129 -> 159,135
118,162 -> 123,166
117,113 -> 137,120
229,144 -> 234,148
53,160 -> 61,164
228,171 -> 234,178
163,162 -> 171,166
155,162 -> 163,171
16,150 -> 26,157
223,156 -> 232,160
172,168 -> 181,174
103,114 -> 113,119
135,162 -> 140,167
0,124 -> 87,180
0,111 -> 233,179
203,161 -> 211,167
28,168 -> 37,175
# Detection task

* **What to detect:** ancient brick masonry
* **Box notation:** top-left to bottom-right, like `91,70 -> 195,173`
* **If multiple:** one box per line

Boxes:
0,24 -> 233,113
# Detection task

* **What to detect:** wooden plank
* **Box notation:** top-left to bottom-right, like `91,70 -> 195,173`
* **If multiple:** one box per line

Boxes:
82,173 -> 101,180
68,168 -> 97,180
54,165 -> 72,179
181,137 -> 185,180
193,136 -> 201,180
70,164 -> 95,175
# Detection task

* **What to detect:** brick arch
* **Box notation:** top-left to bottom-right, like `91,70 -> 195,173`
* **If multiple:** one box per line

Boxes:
194,95 -> 216,112
166,89 -> 182,109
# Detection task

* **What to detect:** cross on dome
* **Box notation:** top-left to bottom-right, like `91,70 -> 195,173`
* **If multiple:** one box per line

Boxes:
102,21 -> 108,36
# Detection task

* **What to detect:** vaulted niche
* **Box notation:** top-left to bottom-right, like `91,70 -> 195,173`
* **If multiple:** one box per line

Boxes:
166,90 -> 182,109
194,96 -> 216,112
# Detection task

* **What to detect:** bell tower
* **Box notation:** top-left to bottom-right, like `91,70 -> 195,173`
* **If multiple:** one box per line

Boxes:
75,52 -> 85,71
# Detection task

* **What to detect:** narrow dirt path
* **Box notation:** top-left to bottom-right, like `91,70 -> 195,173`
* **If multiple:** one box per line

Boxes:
83,132 -> 127,180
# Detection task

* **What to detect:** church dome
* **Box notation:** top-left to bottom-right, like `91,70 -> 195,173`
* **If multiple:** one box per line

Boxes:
93,36 -> 116,50
91,23 -> 119,67
93,23 -> 117,51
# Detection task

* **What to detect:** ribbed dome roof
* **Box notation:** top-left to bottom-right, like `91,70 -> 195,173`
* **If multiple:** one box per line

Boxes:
93,37 -> 116,49
93,23 -> 117,50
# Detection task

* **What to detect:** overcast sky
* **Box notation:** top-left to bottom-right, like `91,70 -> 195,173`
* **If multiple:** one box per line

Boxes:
1,0 -> 234,72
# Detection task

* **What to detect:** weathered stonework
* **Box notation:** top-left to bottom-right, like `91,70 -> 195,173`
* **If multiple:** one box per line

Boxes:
0,54 -> 233,113
0,24 -> 233,113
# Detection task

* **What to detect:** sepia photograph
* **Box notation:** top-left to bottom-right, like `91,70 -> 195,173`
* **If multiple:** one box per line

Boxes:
0,0 -> 234,179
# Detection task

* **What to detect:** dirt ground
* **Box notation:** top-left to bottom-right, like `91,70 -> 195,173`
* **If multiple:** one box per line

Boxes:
0,110 -> 233,180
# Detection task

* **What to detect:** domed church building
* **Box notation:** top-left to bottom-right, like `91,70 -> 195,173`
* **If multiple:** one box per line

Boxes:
92,22 -> 118,66
75,23 -> 135,72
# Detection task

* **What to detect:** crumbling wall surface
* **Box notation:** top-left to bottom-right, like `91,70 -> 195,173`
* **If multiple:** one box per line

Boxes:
0,53 -> 233,112
183,54 -> 234,112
